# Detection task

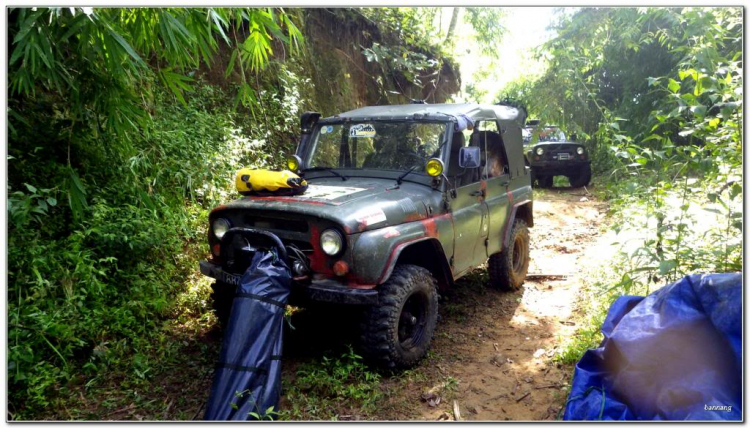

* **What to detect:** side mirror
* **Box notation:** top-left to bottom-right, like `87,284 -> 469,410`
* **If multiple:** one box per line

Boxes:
458,146 -> 481,169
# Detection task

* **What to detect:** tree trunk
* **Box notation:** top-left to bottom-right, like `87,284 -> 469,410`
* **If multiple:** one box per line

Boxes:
444,7 -> 460,43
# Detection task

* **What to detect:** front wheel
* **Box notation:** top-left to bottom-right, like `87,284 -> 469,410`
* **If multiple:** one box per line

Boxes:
359,265 -> 438,369
488,219 -> 530,291
568,165 -> 592,188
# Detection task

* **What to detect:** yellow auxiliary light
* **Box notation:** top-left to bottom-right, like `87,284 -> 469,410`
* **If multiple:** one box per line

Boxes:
426,158 -> 444,177
287,155 -> 302,172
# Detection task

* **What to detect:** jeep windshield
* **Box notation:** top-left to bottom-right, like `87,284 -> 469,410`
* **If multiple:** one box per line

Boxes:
307,121 -> 449,173
524,126 -> 567,143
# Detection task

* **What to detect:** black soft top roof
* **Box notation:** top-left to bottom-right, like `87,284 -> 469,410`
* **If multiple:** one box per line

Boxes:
323,103 -> 526,126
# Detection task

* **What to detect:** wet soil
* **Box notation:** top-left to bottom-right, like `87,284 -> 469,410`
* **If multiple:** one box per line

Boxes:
399,187 -> 609,421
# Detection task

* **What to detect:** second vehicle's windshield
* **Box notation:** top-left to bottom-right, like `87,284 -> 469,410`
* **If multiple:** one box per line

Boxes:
307,121 -> 449,172
523,126 -> 567,144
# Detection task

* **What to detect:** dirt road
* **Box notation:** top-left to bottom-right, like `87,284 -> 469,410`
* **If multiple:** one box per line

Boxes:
399,187 -> 608,421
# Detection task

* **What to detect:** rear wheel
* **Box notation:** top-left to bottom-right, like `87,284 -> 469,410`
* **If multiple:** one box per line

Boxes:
488,220 -> 530,291
211,281 -> 235,328
359,265 -> 438,369
568,165 -> 592,188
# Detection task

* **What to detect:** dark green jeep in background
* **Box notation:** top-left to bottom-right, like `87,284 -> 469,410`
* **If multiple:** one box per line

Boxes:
523,120 -> 592,188
200,103 -> 533,369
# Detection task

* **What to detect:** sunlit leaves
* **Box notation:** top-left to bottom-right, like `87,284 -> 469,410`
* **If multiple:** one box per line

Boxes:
9,7 -> 304,132
160,69 -> 194,105
8,6 -> 305,222
67,168 -> 89,222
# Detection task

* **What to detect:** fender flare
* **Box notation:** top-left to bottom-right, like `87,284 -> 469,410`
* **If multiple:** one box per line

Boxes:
502,200 -> 533,250
376,237 -> 452,287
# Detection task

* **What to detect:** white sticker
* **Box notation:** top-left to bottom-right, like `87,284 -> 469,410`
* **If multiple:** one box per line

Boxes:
320,126 -> 328,134
355,206 -> 387,227
349,124 -> 376,138
297,184 -> 367,200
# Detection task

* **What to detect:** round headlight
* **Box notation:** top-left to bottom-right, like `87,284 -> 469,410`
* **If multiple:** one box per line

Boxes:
577,147 -> 585,155
425,158 -> 444,177
320,229 -> 343,256
287,155 -> 302,172
536,147 -> 544,156
212,218 -> 231,240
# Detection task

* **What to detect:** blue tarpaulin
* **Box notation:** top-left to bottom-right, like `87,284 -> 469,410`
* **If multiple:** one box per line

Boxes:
563,273 -> 742,421
204,250 -> 291,420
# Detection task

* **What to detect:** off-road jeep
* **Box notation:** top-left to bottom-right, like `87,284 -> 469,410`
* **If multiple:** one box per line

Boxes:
200,103 -> 533,369
523,120 -> 591,188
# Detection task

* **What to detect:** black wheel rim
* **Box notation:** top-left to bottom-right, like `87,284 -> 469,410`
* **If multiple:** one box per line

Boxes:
398,292 -> 428,348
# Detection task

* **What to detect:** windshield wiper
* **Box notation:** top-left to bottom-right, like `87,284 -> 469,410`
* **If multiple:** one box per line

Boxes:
396,165 -> 419,185
303,166 -> 348,181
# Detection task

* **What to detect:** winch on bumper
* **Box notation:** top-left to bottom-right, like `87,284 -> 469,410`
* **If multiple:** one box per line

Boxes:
199,227 -> 378,306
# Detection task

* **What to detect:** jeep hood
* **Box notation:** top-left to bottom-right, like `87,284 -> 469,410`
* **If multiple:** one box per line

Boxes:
216,177 -> 439,234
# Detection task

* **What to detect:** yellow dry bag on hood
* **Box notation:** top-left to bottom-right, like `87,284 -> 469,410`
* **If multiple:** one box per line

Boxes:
235,169 -> 308,196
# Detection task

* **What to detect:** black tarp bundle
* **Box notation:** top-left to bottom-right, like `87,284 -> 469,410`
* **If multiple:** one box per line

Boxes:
204,250 -> 291,420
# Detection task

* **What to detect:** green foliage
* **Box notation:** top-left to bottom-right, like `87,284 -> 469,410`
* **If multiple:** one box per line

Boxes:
281,346 -> 383,420
361,42 -> 440,89
519,7 -> 743,364
463,8 -> 506,57
8,7 -> 455,419
7,81 -> 287,417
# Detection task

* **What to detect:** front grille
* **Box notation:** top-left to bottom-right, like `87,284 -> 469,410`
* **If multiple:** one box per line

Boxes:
243,215 -> 309,233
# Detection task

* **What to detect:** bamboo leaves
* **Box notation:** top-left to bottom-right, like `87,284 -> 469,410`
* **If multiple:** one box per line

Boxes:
9,7 -> 304,135
67,168 -> 89,222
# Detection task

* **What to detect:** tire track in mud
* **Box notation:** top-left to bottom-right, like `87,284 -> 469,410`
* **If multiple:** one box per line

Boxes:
382,187 -> 609,421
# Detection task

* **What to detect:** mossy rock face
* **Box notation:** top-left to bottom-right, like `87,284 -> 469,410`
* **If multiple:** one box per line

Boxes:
201,9 -> 460,121
298,9 -> 460,114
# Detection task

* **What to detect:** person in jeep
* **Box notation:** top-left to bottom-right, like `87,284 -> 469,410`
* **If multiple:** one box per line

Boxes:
200,103 -> 533,369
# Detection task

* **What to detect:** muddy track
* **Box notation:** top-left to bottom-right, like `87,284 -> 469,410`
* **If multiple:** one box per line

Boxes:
400,187 -> 608,421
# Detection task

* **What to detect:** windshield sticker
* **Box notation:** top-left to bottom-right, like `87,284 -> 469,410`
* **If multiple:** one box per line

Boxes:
320,126 -> 328,134
355,206 -> 387,227
296,184 -> 366,200
349,124 -> 376,138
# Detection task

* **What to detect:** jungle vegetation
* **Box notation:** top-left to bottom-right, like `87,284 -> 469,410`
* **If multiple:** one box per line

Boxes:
6,6 -> 497,418
499,7 -> 742,360
7,6 -> 743,419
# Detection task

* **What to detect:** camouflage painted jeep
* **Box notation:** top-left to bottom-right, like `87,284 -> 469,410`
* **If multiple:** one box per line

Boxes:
523,120 -> 592,188
200,103 -> 533,368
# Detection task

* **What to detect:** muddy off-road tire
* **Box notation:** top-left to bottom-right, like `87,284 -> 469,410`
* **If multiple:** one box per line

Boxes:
568,165 -> 592,188
211,281 -> 236,328
359,265 -> 439,369
488,220 -> 530,291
